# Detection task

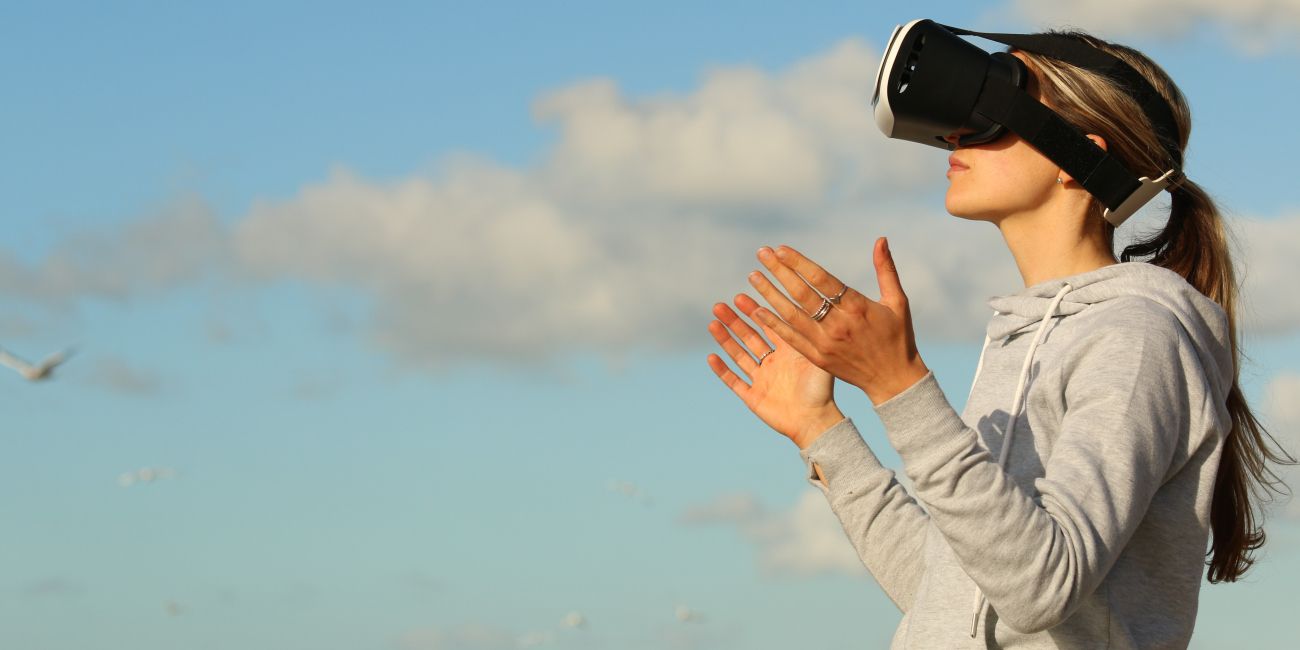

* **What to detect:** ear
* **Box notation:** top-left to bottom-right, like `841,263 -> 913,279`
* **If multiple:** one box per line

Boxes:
1058,134 -> 1108,185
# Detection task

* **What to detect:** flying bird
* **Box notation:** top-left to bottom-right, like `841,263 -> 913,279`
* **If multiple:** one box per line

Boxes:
0,345 -> 76,381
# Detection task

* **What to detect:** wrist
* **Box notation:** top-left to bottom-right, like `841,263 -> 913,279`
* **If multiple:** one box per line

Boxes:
864,360 -> 931,407
794,406 -> 846,450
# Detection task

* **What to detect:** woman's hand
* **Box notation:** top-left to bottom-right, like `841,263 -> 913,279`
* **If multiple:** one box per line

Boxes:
707,294 -> 844,449
745,237 -> 930,406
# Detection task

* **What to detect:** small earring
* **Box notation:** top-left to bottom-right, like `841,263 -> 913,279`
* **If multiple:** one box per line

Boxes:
1056,177 -> 1064,185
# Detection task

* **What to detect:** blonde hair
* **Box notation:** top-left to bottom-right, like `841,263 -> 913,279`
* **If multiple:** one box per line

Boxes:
1017,31 -> 1296,583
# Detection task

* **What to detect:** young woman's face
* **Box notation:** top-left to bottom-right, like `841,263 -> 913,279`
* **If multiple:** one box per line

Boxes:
943,52 -> 1062,223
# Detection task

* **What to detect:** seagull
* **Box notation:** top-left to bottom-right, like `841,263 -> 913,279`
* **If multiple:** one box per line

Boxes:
0,345 -> 76,381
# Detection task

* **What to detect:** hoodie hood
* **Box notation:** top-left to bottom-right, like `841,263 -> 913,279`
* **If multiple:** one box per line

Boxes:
984,261 -> 1234,399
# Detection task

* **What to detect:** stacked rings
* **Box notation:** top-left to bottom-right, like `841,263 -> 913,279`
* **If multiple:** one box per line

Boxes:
811,283 -> 848,321
810,299 -> 833,322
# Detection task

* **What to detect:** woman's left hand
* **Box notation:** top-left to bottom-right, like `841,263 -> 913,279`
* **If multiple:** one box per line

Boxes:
744,237 -> 931,407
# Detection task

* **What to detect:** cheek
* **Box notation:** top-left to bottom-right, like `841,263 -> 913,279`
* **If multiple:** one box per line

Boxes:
944,161 -> 1054,216
1004,143 -> 1060,187
982,152 -> 1056,199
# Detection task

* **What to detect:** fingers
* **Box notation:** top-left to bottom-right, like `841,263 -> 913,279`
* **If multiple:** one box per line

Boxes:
736,293 -> 806,354
737,289 -> 821,363
706,304 -> 759,398
872,237 -> 908,310
707,318 -> 759,379
770,245 -> 856,306
706,353 -> 751,399
747,269 -> 820,335
756,247 -> 825,313
712,302 -> 772,361
733,293 -> 780,342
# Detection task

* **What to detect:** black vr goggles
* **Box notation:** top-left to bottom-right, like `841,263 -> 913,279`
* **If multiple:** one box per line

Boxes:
872,19 -> 1183,226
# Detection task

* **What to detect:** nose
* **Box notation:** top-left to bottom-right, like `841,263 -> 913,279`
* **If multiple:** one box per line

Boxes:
942,132 -> 962,146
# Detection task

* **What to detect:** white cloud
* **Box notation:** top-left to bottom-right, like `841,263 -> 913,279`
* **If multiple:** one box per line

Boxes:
4,40 -> 1298,370
996,0 -> 1300,54
531,39 -> 932,210
233,163 -> 618,366
1234,214 -> 1300,336
226,156 -> 1023,368
533,75 -> 826,208
678,489 -> 867,578
0,196 -> 225,305
1266,372 -> 1300,427
225,38 -> 947,368
1264,371 -> 1300,519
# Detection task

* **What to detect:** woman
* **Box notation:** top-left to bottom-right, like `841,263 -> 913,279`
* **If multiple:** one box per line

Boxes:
705,30 -> 1293,649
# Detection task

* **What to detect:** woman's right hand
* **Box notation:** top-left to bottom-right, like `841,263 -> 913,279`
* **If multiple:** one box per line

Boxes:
707,293 -> 845,449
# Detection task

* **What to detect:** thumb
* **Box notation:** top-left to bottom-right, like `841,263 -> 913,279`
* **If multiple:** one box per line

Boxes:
874,237 -> 907,311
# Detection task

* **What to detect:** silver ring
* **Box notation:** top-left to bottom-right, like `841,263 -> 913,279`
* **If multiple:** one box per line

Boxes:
828,284 -> 848,305
756,349 -> 774,366
810,298 -> 833,322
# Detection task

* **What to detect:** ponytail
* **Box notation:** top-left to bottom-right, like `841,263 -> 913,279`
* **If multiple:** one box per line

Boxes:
1121,179 -> 1297,583
1121,180 -> 1225,303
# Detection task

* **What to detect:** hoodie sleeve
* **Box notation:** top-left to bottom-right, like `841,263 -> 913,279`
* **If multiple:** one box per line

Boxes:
873,320 -> 1193,634
798,417 -> 931,613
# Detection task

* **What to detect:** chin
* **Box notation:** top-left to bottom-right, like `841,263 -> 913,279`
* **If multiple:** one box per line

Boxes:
944,194 -> 992,223
946,183 -> 1016,223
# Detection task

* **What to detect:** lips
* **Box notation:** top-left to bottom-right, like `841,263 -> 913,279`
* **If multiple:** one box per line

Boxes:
947,154 -> 969,171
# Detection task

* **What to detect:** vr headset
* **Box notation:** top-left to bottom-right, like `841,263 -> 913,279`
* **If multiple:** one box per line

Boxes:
872,19 -> 1183,226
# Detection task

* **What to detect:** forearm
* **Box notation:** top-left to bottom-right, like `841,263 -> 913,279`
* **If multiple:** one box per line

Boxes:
800,418 -> 930,612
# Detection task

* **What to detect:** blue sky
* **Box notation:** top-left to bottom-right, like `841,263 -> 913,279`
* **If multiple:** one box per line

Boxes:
3,2 -> 1299,649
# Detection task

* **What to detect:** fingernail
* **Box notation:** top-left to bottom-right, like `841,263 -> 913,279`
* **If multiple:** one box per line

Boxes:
748,271 -> 762,284
775,246 -> 790,258
883,237 -> 891,254
757,247 -> 773,259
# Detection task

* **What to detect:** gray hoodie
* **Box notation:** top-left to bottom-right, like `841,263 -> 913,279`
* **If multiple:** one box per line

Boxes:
798,261 -> 1234,649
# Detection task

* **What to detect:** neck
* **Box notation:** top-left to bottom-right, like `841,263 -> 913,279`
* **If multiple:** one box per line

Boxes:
996,203 -> 1118,288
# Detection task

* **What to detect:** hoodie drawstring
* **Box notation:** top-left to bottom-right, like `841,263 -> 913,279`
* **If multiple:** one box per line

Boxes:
968,283 -> 1072,641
